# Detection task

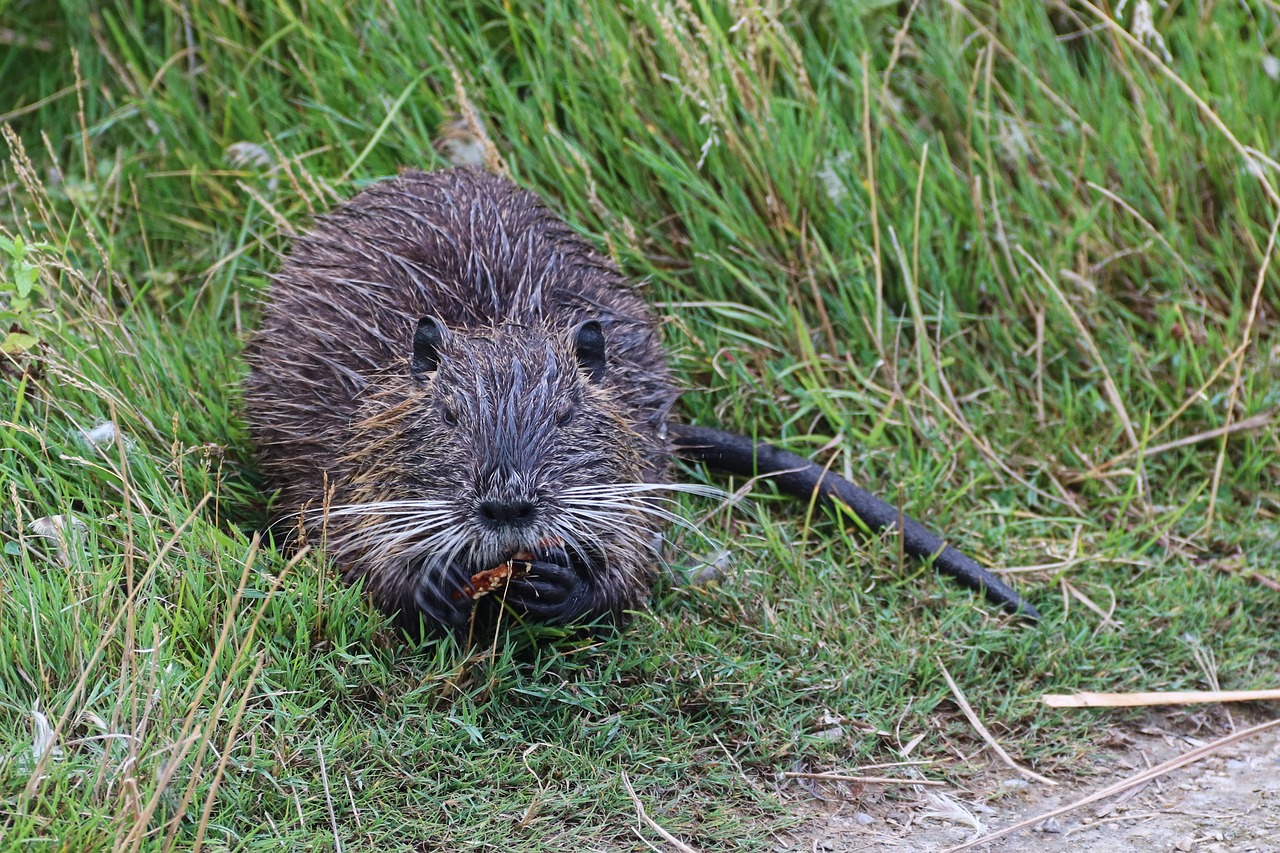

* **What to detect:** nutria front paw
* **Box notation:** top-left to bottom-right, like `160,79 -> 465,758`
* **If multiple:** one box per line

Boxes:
503,547 -> 592,624
413,561 -> 477,635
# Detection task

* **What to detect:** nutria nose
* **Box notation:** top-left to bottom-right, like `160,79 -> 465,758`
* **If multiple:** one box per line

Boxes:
478,499 -> 538,529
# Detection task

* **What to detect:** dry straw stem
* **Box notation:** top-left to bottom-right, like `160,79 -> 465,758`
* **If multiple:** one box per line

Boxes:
0,82 -> 82,123
1084,181 -> 1195,279
1044,688 -> 1280,708
621,770 -> 703,853
1079,411 -> 1273,480
1059,578 -> 1121,629
315,738 -> 345,853
939,717 -> 1280,852
861,53 -> 884,355
1048,1 -> 1280,525
446,64 -> 507,177
1246,572 -> 1280,592
782,771 -> 945,787
937,660 -> 1057,787
1203,209 -> 1280,532
157,537 -> 272,850
881,0 -> 922,87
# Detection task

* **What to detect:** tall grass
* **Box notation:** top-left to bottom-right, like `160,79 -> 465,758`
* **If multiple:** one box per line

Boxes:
1,1 -> 1277,849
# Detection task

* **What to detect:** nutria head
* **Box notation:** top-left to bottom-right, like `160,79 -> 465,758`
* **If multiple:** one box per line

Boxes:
323,314 -> 666,636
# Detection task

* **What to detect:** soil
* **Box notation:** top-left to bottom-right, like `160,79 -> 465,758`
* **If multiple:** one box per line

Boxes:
774,717 -> 1280,853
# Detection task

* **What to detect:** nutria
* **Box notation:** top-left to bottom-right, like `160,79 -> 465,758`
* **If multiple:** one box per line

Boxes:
243,169 -> 1036,637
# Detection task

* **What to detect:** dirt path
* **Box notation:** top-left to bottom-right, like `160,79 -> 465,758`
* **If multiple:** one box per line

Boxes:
776,721 -> 1280,852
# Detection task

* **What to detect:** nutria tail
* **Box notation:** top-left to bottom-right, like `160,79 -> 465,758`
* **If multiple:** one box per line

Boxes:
669,423 -> 1039,620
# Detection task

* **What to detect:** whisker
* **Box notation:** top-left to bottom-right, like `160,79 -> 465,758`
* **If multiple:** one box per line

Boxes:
563,482 -> 727,500
559,497 -> 719,549
562,500 -> 687,525
325,500 -> 453,518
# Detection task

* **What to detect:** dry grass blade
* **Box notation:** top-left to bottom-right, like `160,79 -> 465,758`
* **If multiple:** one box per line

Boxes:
1204,209 -> 1280,532
183,551 -> 302,851
938,660 -> 1056,786
941,0 -> 1092,133
861,53 -> 884,355
1081,412 -> 1273,479
782,771 -> 945,787
880,0 -> 922,86
1084,181 -> 1195,277
1017,248 -> 1139,455
1045,688 -> 1280,708
621,770 -> 703,853
19,493 -> 213,805
918,384 -> 1080,512
1060,579 -> 1121,630
160,542 -> 302,851
189,654 -> 267,853
315,738 -> 345,853
1246,573 -> 1280,592
939,717 -> 1280,851
0,82 -> 81,122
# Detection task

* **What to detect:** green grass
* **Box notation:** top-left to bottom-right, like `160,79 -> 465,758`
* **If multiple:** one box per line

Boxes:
2,0 -> 1278,849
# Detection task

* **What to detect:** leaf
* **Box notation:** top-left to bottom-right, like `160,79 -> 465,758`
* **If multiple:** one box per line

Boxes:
0,331 -> 39,354
14,264 -> 39,300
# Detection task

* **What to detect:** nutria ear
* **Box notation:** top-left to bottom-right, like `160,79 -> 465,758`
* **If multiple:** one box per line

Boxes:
572,320 -> 606,382
411,316 -> 448,378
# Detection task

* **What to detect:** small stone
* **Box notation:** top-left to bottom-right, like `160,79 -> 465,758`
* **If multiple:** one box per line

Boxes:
1039,817 -> 1063,834
854,812 -> 875,826
999,778 -> 1030,790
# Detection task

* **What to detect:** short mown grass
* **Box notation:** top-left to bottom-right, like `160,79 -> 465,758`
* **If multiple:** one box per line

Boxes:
2,1 -> 1278,849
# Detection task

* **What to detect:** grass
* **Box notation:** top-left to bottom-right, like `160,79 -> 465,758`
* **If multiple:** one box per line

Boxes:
2,0 -> 1278,849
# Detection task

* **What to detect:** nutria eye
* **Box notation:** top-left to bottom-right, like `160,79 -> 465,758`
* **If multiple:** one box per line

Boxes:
411,316 -> 448,379
441,405 -> 459,427
572,320 -> 606,383
556,404 -> 575,427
